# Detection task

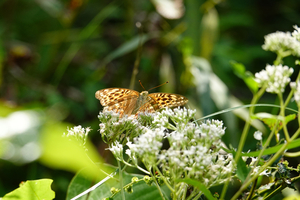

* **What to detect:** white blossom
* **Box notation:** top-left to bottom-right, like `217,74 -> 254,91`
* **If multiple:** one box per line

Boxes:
63,125 -> 91,147
255,64 -> 293,94
126,128 -> 165,165
290,81 -> 300,106
107,141 -> 123,161
98,108 -> 234,189
262,31 -> 300,57
254,131 -> 263,141
292,25 -> 300,41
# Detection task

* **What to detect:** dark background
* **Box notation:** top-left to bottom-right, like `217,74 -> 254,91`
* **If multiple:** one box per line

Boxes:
1,0 -> 300,199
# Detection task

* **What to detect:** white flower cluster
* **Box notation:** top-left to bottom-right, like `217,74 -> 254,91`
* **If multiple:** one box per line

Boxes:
99,108 -> 235,189
290,81 -> 300,106
63,125 -> 91,147
98,111 -> 145,144
292,25 -> 300,41
158,119 -> 232,187
254,64 -> 293,94
126,128 -> 165,166
262,26 -> 300,57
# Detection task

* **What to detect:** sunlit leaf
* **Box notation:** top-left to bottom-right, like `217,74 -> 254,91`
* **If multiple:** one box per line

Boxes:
2,179 -> 55,200
39,121 -> 110,180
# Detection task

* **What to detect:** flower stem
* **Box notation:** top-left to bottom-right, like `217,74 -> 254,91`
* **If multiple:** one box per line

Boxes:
231,127 -> 300,200
118,160 -> 125,200
220,86 -> 266,199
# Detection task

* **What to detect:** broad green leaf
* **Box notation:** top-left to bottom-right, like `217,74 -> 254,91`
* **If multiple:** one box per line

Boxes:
232,150 -> 251,182
231,61 -> 258,94
66,170 -> 108,200
2,179 -> 55,200
236,156 -> 251,182
231,61 -> 246,77
253,113 -> 296,132
39,121 -> 110,180
180,179 -> 216,200
67,168 -> 171,200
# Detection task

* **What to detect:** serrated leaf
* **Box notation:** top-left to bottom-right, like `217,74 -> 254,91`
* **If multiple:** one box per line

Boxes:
2,179 -> 55,200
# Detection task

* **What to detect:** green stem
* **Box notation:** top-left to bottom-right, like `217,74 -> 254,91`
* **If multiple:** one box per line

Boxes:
274,53 -> 283,65
118,160 -> 125,200
283,70 -> 300,108
150,167 -> 166,200
231,127 -> 300,200
220,86 -> 266,199
278,93 -> 290,141
243,119 -> 278,187
154,166 -> 174,192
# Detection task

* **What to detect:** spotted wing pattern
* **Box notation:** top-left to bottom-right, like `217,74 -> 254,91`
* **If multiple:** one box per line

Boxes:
148,93 -> 188,110
95,88 -> 188,117
95,88 -> 140,116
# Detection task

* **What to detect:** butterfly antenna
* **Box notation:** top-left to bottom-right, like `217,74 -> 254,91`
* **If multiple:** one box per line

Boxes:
148,81 -> 169,92
139,80 -> 146,91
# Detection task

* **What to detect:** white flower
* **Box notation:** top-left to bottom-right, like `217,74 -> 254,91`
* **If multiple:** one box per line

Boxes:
153,114 -> 168,128
255,64 -> 293,94
126,128 -> 165,165
108,141 -> 123,161
254,131 -> 263,141
292,25 -> 300,41
258,182 -> 275,192
63,125 -> 91,147
262,31 -> 300,57
290,81 -> 300,106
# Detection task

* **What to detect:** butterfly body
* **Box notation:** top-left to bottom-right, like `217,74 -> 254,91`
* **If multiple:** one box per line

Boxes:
95,88 -> 188,116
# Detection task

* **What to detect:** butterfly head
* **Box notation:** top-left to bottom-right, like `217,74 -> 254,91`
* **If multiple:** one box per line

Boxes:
140,91 -> 149,96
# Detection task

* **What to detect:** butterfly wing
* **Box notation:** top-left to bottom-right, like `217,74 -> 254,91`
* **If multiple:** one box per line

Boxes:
95,88 -> 140,116
148,93 -> 188,109
136,99 -> 156,114
95,88 -> 140,106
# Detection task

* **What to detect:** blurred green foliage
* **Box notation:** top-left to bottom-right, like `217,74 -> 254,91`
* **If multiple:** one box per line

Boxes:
1,0 -> 300,199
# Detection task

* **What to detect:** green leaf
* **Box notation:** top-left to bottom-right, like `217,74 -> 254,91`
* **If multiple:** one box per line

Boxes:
180,179 -> 216,200
230,61 -> 258,93
39,121 -> 111,180
103,33 -> 158,65
2,179 -> 55,200
66,169 -> 111,200
253,113 -> 296,133
67,168 -> 171,200
242,138 -> 300,157
232,150 -> 251,182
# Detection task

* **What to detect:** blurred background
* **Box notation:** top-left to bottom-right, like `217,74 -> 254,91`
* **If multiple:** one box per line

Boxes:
1,0 -> 300,199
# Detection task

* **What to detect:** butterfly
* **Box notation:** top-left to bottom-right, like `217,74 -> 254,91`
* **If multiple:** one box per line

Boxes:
95,82 -> 188,117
